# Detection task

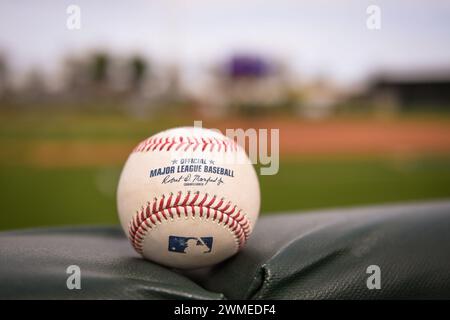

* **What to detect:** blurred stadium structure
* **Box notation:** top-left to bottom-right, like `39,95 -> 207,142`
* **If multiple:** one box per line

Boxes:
1,1 -> 450,118
364,70 -> 450,112
1,50 -> 449,118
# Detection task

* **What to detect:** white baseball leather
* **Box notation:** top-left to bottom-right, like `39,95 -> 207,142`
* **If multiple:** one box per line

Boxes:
117,127 -> 260,269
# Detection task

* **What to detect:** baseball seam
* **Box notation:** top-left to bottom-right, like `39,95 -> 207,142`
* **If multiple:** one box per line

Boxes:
128,191 -> 251,254
133,136 -> 238,153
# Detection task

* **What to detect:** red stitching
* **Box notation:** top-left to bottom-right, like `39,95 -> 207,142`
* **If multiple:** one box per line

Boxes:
133,136 -> 238,153
128,192 -> 251,254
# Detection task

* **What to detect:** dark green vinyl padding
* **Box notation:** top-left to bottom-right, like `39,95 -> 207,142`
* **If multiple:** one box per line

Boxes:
1,201 -> 450,299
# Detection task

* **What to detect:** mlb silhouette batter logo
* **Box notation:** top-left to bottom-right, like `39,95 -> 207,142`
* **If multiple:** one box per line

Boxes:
168,236 -> 213,254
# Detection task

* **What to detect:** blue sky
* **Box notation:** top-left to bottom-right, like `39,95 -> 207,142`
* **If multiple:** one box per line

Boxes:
1,0 -> 450,87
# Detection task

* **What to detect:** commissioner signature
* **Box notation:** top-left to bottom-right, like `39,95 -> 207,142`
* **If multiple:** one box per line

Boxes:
162,174 -> 224,186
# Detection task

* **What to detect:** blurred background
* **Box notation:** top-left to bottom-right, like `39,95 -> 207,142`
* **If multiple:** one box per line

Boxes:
1,0 -> 450,230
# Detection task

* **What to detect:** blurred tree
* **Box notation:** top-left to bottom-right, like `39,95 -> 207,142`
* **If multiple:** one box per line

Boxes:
60,52 -> 115,106
89,52 -> 110,88
0,53 -> 9,100
129,55 -> 147,91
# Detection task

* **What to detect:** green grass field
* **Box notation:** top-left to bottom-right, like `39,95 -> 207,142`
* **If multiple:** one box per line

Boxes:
1,156 -> 450,230
1,112 -> 450,230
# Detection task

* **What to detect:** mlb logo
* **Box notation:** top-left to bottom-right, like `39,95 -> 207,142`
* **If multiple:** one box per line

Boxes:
168,236 -> 213,254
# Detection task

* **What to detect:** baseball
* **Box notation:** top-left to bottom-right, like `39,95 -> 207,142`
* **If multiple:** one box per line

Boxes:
117,127 -> 260,269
